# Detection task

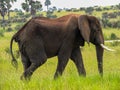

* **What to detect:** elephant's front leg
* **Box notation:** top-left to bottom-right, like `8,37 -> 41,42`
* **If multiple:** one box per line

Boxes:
54,42 -> 73,79
54,55 -> 69,79
70,47 -> 86,76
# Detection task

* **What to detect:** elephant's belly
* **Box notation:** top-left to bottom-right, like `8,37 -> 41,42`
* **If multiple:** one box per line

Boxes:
44,43 -> 60,58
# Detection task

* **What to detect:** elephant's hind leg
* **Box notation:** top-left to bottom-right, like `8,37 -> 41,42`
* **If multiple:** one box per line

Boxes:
21,52 -> 47,80
21,39 -> 47,80
21,53 -> 31,72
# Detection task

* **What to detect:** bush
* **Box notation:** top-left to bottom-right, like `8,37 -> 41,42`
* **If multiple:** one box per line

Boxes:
24,14 -> 31,18
110,33 -> 118,40
17,11 -> 24,16
6,27 -> 13,32
117,21 -> 120,28
15,24 -> 23,30
5,47 -> 10,55
46,12 -> 57,18
0,30 -> 4,37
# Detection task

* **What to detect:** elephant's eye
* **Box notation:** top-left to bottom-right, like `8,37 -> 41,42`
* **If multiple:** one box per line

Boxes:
93,29 -> 99,34
94,26 -> 100,31
96,29 -> 99,32
92,30 -> 96,34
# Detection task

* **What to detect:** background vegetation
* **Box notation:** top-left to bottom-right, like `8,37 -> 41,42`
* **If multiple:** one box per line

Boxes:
0,1 -> 120,90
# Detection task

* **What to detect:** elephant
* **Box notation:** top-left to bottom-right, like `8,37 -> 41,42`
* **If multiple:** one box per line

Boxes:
10,14 -> 113,80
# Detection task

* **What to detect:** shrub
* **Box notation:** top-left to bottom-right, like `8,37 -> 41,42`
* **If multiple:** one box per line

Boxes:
24,14 -> 31,18
110,33 -> 118,40
5,47 -> 10,55
0,29 -> 4,37
15,24 -> 23,30
6,27 -> 13,32
17,11 -> 24,16
117,21 -> 120,28
46,12 -> 57,18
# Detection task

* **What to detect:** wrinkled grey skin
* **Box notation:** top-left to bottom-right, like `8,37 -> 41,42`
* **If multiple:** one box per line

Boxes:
10,14 -> 104,80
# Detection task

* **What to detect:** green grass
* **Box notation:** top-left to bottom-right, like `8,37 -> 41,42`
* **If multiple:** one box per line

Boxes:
103,28 -> 120,40
0,29 -> 120,90
0,6 -> 120,89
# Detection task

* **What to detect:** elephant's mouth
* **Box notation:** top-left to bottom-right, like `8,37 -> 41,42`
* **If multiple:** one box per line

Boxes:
100,44 -> 115,51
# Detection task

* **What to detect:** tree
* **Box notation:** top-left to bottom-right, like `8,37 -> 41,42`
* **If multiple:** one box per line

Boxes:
0,1 -> 7,29
0,0 -> 17,20
52,6 -> 57,11
35,1 -> 43,11
85,7 -> 94,15
5,0 -> 17,20
0,1 -> 7,22
21,2 -> 29,12
116,3 -> 120,9
44,0 -> 51,12
0,0 -> 16,30
22,0 -> 42,17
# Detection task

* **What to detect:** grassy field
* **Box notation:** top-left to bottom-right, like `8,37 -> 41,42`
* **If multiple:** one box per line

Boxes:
0,28 -> 120,90
0,3 -> 120,90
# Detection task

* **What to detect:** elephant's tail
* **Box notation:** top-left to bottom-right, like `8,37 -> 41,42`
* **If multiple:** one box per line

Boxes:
10,34 -> 18,69
10,19 -> 33,69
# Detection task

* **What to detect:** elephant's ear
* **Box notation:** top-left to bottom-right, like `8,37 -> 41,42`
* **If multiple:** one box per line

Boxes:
78,15 -> 90,44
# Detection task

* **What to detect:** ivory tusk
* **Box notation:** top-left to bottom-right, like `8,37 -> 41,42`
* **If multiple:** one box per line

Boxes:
100,44 -> 115,51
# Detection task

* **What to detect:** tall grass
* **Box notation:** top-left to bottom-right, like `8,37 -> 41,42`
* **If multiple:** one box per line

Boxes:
103,28 -> 120,40
0,30 -> 120,90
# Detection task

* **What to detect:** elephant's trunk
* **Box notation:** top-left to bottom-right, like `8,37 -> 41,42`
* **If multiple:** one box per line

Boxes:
96,43 -> 115,76
95,42 -> 115,76
96,45 -> 104,76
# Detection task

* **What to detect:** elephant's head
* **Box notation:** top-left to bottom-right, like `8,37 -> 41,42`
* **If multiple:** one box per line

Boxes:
78,15 -> 114,51
77,15 -> 114,76
78,15 -> 104,45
